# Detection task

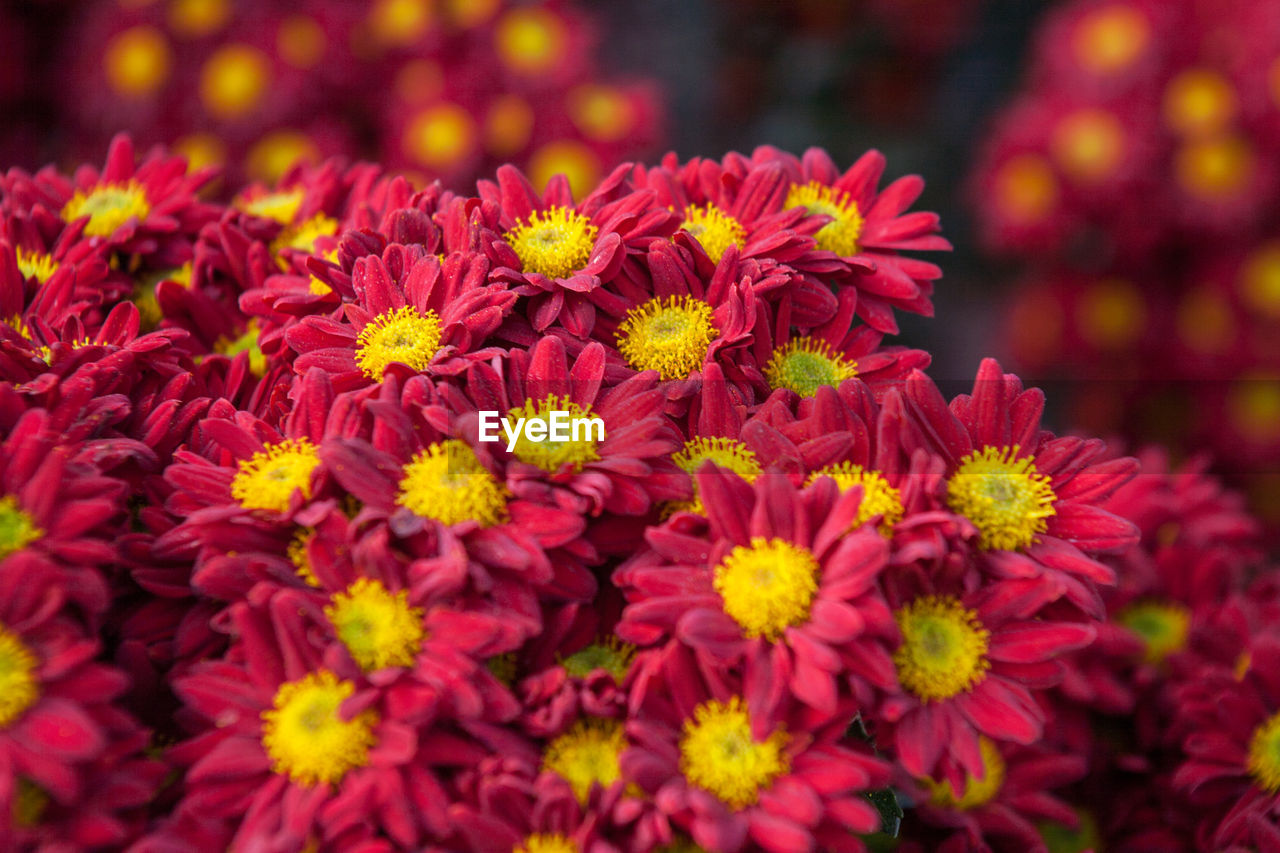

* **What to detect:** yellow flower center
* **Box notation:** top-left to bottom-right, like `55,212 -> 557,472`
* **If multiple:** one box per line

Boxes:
542,718 -> 626,803
495,7 -> 567,75
487,652 -> 518,686
923,737 -> 1005,810
616,295 -> 718,380
403,103 -> 477,170
561,637 -> 635,682
807,462 -> 904,534
103,25 -> 172,98
1039,809 -> 1103,853
1163,68 -> 1236,137
200,44 -> 271,119
713,538 -> 819,641
946,446 -> 1058,551
893,596 -> 991,702
506,395 -> 602,472
0,496 -> 42,560
169,0 -> 231,37
396,440 -> 509,527
1051,109 -> 1127,183
354,306 -> 443,381
325,578 -> 424,671
668,436 -> 760,516
230,438 -> 321,513
679,697 -> 789,810
132,280 -> 162,331
514,835 -> 578,853
505,207 -> 598,280
994,154 -> 1059,224
785,181 -> 864,256
12,778 -> 48,828
288,529 -> 319,587
1118,601 -> 1190,665
61,181 -> 151,238
1072,4 -> 1150,75
239,187 -> 305,224
271,214 -> 339,271
1248,710 -> 1280,794
1175,135 -> 1253,200
765,336 -> 858,397
214,321 -> 267,377
260,670 -> 378,787
0,623 -> 38,728
15,249 -> 58,284
679,204 -> 746,265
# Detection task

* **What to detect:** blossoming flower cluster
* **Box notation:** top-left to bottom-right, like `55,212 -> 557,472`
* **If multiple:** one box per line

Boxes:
18,0 -> 661,192
1,131 -> 1275,852
970,0 -> 1280,517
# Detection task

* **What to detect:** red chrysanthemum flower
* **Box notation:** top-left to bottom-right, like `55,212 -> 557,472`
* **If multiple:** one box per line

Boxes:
287,244 -> 516,391
621,643 -> 891,852
616,467 -> 897,717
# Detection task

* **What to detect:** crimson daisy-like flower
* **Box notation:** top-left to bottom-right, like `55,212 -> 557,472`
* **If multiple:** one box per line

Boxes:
1,133 -> 218,266
877,572 -> 1096,781
286,243 -> 516,391
742,145 -> 952,334
1171,631 -> 1280,849
896,359 -> 1140,617
1,215 -> 124,331
480,162 -> 678,338
0,555 -> 160,847
615,467 -> 896,717
620,642 -> 891,852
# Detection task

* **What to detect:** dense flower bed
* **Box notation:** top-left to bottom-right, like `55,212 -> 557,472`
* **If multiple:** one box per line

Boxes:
0,135 -> 1276,851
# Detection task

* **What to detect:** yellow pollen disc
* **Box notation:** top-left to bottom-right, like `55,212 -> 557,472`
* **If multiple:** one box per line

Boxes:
714,538 -> 819,641
893,596 -> 991,702
1051,109 -> 1126,183
560,637 -> 635,682
946,446 -> 1058,552
1118,601 -> 1190,665
1175,135 -> 1253,200
247,131 -> 321,184
1072,5 -> 1150,75
272,213 -> 339,260
13,779 -> 48,829
567,84 -> 634,142
200,44 -> 271,119
260,670 -> 378,787
542,718 -> 626,804
487,652 -> 518,686
396,440 -> 509,527
1076,278 -> 1145,348
278,15 -> 327,69
668,436 -> 760,516
0,622 -> 39,727
103,25 -> 172,98
168,0 -> 231,37
369,0 -> 434,47
529,140 -> 601,199
1163,69 -> 1237,137
173,133 -> 226,173
325,578 -> 424,672
515,835 -> 579,853
445,0 -> 499,28
214,321 -> 267,377
495,7 -> 567,75
61,181 -> 151,238
994,154 -> 1058,224
807,462 -> 904,534
923,737 -> 1005,810
506,395 -> 602,473
484,94 -> 535,156
616,295 -> 717,381
1248,711 -> 1280,794
1228,375 -> 1280,443
0,495 -> 42,560
1236,652 -> 1253,681
308,248 -> 339,297
14,248 -> 58,284
679,204 -> 746,265
230,438 -> 321,513
1241,242 -> 1280,318
354,306 -> 443,380
505,207 -> 598,280
239,187 -> 305,224
679,697 -> 789,809
785,181 -> 864,256
403,103 -> 476,170
132,279 -> 162,330
765,336 -> 858,397
288,529 -> 319,587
